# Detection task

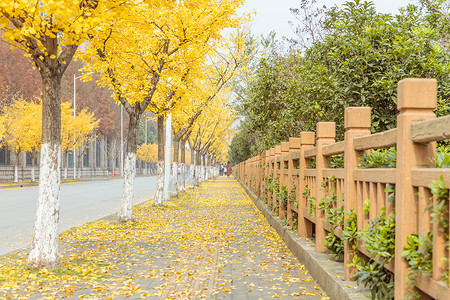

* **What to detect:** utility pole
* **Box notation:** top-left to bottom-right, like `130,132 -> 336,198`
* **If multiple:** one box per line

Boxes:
163,113 -> 172,201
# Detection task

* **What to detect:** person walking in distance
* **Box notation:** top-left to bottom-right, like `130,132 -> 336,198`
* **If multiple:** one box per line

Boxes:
226,161 -> 232,178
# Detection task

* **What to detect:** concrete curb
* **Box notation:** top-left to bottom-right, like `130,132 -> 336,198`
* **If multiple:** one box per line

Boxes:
0,176 -> 159,190
237,178 -> 371,300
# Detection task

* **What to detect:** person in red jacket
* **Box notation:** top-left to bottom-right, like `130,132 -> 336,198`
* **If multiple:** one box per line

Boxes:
226,161 -> 232,177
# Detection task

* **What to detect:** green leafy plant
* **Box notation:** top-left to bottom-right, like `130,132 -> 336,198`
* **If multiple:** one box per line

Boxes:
277,184 -> 289,208
402,174 -> 450,296
303,182 -> 316,216
359,148 -> 396,169
328,153 -> 344,169
434,145 -> 450,168
292,217 -> 298,231
319,176 -> 347,260
351,208 -> 396,300
269,176 -> 280,215
308,157 -> 316,169
289,184 -> 297,208
363,199 -> 370,215
342,209 -> 358,246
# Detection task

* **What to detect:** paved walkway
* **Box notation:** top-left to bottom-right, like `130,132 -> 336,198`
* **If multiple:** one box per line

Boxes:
0,177 -> 328,299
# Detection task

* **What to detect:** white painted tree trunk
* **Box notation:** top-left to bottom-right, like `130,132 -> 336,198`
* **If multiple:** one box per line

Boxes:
195,165 -> 200,186
189,165 -> 195,189
28,143 -> 61,269
118,152 -> 136,222
201,164 -> 206,182
171,162 -> 178,197
154,161 -> 164,205
180,163 -> 186,193
14,160 -> 18,183
202,156 -> 206,181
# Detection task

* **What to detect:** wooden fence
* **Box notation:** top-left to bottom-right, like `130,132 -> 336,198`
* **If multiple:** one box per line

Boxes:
233,79 -> 450,299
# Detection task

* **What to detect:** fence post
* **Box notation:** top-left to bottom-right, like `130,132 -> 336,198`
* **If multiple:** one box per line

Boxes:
395,78 -> 437,299
249,158 -> 252,187
315,122 -> 336,253
343,107 -> 372,280
272,145 -> 282,213
245,159 -> 249,186
268,148 -> 275,205
298,132 -> 315,237
255,154 -> 259,195
279,142 -> 290,219
261,151 -> 268,198
256,154 -> 260,196
287,137 -> 301,227
252,156 -> 256,193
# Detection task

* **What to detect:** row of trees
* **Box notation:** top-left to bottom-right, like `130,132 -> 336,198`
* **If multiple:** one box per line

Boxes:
230,0 -> 450,164
0,99 -> 98,182
0,0 -> 245,270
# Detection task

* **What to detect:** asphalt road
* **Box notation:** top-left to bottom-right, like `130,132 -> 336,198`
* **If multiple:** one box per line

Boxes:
0,176 -> 163,256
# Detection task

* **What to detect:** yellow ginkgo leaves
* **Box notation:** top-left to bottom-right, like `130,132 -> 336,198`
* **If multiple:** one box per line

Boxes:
0,99 -> 98,162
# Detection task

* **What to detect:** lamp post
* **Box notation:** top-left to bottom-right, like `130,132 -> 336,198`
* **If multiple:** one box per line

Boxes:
120,105 -> 123,176
73,74 -> 80,179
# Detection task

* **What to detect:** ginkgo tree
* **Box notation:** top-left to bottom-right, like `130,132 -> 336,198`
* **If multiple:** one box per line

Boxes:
61,102 -> 99,180
81,0 -> 246,220
137,143 -> 158,165
170,33 -> 248,196
188,100 -> 235,186
0,99 -> 41,183
0,0 -> 129,269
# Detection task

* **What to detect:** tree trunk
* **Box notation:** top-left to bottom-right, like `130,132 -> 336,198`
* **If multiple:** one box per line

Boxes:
203,154 -> 207,181
28,71 -> 62,270
207,155 -> 210,179
118,112 -> 139,222
189,147 -> 195,188
14,153 -> 19,183
200,154 -> 205,183
195,150 -> 201,185
180,138 -> 186,194
32,156 -> 36,182
112,154 -> 116,177
154,115 -> 165,205
172,139 -> 180,197
138,159 -> 142,176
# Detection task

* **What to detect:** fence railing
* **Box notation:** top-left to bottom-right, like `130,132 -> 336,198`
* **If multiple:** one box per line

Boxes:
233,78 -> 450,299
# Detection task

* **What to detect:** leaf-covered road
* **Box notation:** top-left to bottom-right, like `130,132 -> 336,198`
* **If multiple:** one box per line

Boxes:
0,178 -> 328,299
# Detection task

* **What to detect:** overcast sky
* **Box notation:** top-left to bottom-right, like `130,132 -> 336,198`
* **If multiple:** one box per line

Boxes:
240,0 -> 419,40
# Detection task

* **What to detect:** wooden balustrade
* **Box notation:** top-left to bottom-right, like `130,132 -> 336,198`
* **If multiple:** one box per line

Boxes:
232,78 -> 450,299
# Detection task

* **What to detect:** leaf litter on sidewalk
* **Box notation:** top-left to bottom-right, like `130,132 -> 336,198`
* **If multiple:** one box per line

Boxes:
0,179 -> 328,299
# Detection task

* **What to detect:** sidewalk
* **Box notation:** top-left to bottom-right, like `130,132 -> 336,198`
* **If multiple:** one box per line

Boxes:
0,177 -> 328,299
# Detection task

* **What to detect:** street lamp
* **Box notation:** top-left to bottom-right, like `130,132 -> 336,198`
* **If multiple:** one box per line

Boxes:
73,72 -> 93,179
120,105 -> 123,176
